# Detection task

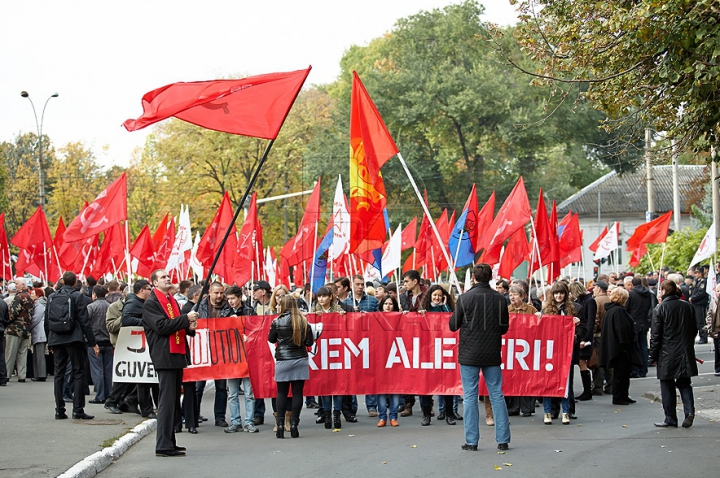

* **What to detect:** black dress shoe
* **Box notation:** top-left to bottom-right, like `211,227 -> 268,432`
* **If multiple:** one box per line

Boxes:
654,421 -> 677,428
105,404 -> 123,414
199,415 -> 208,422
89,399 -> 105,404
253,416 -> 264,425
144,412 -> 157,419
568,413 -> 578,420
31,377 -> 46,382
453,412 -> 463,420
174,446 -> 187,451
215,419 -> 229,427
682,415 -> 694,428
445,415 -> 456,425
521,412 -> 532,417
346,415 -> 358,423
613,400 -> 631,406
17,379 -> 25,383
73,412 -> 95,420
437,411 -> 446,420
497,443 -> 509,451
63,396 -> 74,403
625,398 -> 637,404
461,444 -> 478,451
188,427 -> 198,434
55,412 -> 68,419
156,450 -> 185,457
174,426 -> 183,433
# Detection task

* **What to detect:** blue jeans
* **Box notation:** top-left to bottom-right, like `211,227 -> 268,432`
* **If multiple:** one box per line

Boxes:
365,394 -> 378,411
321,395 -> 343,412
377,394 -> 400,420
460,364 -> 511,446
438,395 -> 459,413
544,371 -> 571,414
228,378 -> 255,427
87,345 -> 113,401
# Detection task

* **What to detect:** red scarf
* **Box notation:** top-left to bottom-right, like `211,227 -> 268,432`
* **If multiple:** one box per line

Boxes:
153,288 -> 186,355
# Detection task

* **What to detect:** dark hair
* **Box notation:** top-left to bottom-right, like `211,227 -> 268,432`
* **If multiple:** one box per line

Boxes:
516,279 -> 529,297
150,269 -> 165,283
225,285 -> 242,298
351,274 -> 364,283
93,285 -> 107,298
316,287 -> 333,297
187,284 -> 203,301
209,281 -> 224,291
497,280 -> 509,291
402,270 -> 421,283
381,295 -> 400,311
632,277 -> 642,287
334,277 -> 350,289
106,280 -> 120,292
386,282 -> 397,293
661,280 -> 678,296
421,284 -> 455,311
473,263 -> 492,283
62,271 -> 77,287
86,275 -> 97,288
179,280 -> 192,294
133,279 -> 150,294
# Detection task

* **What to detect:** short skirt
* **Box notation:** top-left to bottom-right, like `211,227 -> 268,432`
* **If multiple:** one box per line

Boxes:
275,357 -> 309,382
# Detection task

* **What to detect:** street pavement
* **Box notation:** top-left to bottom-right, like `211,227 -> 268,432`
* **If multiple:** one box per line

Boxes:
1,343 -> 717,478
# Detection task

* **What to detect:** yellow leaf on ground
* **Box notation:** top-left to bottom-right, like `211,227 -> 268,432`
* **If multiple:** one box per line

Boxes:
494,465 -> 503,470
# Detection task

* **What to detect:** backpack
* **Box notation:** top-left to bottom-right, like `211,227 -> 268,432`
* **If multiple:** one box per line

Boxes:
47,288 -> 75,333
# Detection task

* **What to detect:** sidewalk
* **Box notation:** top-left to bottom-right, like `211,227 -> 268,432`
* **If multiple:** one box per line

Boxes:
0,379 -> 152,478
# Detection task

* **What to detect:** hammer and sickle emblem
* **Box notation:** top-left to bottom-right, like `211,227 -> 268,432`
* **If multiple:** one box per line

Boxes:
202,102 -> 230,114
127,330 -> 147,353
79,201 -> 109,234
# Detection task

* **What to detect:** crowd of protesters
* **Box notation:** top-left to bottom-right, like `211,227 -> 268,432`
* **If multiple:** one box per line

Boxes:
0,261 -> 714,454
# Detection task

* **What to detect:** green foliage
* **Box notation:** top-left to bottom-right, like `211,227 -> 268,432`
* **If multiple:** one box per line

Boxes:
633,227 -> 714,273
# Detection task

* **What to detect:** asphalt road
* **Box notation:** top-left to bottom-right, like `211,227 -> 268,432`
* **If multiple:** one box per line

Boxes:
98,345 -> 719,478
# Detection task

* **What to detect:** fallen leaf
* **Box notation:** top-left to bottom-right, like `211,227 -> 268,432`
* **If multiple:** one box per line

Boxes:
494,465 -> 502,470
578,424 -> 583,427
503,463 -> 512,466
622,425 -> 628,428
348,434 -> 355,437
554,450 -> 562,453
498,451 -> 506,455
660,446 -> 666,448
668,451 -> 672,453
332,429 -> 340,433
382,461 -> 387,464
411,445 -> 417,448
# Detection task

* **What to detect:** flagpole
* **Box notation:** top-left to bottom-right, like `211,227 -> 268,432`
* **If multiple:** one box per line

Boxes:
396,152 -> 461,293
307,220 -> 319,307
659,242 -> 667,276
125,221 -> 133,286
42,243 -> 48,283
647,250 -> 656,275
196,140 -> 276,308
452,227 -> 465,271
530,217 -> 547,291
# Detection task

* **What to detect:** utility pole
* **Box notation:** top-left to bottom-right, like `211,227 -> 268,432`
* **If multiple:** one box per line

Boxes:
645,127 -> 655,220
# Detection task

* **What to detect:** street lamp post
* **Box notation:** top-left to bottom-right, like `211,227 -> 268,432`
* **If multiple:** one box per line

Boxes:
20,91 -> 58,211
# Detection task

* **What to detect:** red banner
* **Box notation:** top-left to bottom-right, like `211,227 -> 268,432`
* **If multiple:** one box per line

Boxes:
183,317 -> 250,382
244,312 -> 575,399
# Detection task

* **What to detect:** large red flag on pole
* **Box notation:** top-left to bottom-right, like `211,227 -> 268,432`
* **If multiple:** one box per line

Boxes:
64,173 -> 127,243
626,211 -> 673,267
498,226 -> 531,279
11,206 -> 53,250
558,213 -> 583,269
0,213 -> 11,280
130,225 -> 155,279
484,178 -> 532,264
233,192 -> 264,286
123,68 -> 312,140
196,192 -> 237,282
281,180 -> 322,266
349,72 -> 399,254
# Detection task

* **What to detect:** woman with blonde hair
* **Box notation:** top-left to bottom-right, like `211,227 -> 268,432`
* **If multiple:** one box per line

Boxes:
269,295 -> 314,438
269,285 -> 290,313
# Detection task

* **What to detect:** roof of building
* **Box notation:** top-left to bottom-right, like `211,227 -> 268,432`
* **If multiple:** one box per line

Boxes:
557,165 -> 708,216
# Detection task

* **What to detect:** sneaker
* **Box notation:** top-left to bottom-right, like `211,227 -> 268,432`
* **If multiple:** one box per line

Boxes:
368,409 -> 378,418
544,413 -> 552,425
224,424 -> 242,433
244,423 -> 259,433
561,413 -> 570,425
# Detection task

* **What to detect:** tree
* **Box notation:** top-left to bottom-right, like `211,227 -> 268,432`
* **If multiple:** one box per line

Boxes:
633,228 -> 711,273
509,0 -> 720,153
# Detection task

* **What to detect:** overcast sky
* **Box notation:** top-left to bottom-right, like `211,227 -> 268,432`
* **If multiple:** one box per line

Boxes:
1,1 -> 519,168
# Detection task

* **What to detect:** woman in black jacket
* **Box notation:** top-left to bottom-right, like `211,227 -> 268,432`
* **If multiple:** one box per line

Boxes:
599,288 -> 641,405
569,282 -> 597,401
269,295 -> 314,438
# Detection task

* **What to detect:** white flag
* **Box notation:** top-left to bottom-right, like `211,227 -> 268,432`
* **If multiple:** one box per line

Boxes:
381,225 -> 402,277
264,247 -> 277,288
464,267 -> 472,291
327,175 -> 351,261
166,205 -> 192,271
690,222 -> 716,268
189,231 -> 204,280
594,222 -> 619,261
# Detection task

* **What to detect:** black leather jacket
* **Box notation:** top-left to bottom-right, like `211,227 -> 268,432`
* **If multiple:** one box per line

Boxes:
268,311 -> 313,361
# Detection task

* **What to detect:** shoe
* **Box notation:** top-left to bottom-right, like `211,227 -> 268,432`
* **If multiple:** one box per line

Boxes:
306,399 -> 319,409
199,415 -> 209,422
174,426 -> 183,433
216,419 -> 229,427
254,416 -> 264,426
316,414 -> 325,424
72,412 -> 94,420
544,413 -> 552,425
390,419 -> 399,427
89,399 -> 105,404
174,446 -> 186,451
562,413 -> 570,425
377,419 -> 386,427
654,421 -> 678,428
345,415 -> 357,423
437,411 -> 446,420
285,411 -> 292,431
486,416 -> 495,426
551,413 -> 558,419
368,409 -> 378,417
421,415 -> 431,426
521,412 -> 532,417
104,404 -> 123,414
446,414 -> 456,425
17,379 -> 25,383
119,403 -> 131,413
625,398 -> 637,404
568,413 -> 578,420
244,423 -> 259,433
290,419 -> 299,438
592,390 -> 604,396
400,404 -> 413,417
333,411 -> 342,429
224,424 -> 242,433
682,415 -> 695,428
698,339 -> 708,344
188,427 -> 198,434
144,412 -> 157,419
453,412 -> 463,420
613,400 -> 631,406
31,378 -> 46,382
461,444 -> 478,451
55,412 -> 68,420
497,443 -> 509,451
577,393 -> 592,401
715,372 -> 720,377
323,411 -> 332,429
63,396 -> 74,403
0,381 -> 7,386
156,450 -> 185,457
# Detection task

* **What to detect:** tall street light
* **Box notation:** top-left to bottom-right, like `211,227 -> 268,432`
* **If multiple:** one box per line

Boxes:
20,91 -> 59,211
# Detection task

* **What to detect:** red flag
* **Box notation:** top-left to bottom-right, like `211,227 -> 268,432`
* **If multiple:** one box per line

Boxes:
474,191 -> 496,253
281,180 -> 321,266
484,178 -> 532,264
74,234 -> 99,277
196,192 -> 237,282
430,209 -> 450,272
95,223 -> 126,275
233,192 -> 264,286
401,217 -> 418,250
627,211 -> 673,267
11,206 -> 53,250
53,218 -> 66,252
151,214 -> 175,270
349,72 -> 398,254
546,201 -> 561,282
64,173 -> 127,242
123,68 -> 311,139
558,213 -> 583,269
0,213 -> 12,280
15,248 -> 42,278
414,213 -> 433,269
498,227 -> 530,279
588,226 -> 609,253
130,225 -> 155,279
531,190 -> 555,272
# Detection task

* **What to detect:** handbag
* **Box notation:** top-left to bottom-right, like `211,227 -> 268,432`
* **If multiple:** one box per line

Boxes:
587,347 -> 599,370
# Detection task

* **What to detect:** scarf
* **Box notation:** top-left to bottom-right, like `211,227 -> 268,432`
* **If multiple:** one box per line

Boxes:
153,288 -> 186,355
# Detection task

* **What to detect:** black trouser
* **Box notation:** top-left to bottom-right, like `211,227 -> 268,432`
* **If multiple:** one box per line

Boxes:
612,360 -> 631,402
276,380 -> 305,421
156,369 -> 183,453
694,305 -> 708,342
195,379 -> 227,421
660,377 -> 695,425
506,396 -> 535,414
179,381 -> 198,429
715,337 -> 720,373
53,344 -> 87,414
106,382 -> 134,407
0,333 -> 7,384
125,383 -> 155,416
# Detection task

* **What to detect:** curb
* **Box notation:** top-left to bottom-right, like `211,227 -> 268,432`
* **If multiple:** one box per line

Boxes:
57,418 -> 157,478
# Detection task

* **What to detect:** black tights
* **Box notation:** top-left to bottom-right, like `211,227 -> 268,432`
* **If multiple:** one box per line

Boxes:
276,380 -> 305,421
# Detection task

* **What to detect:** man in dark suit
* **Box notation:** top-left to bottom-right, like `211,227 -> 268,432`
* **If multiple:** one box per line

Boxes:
143,269 -> 198,457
